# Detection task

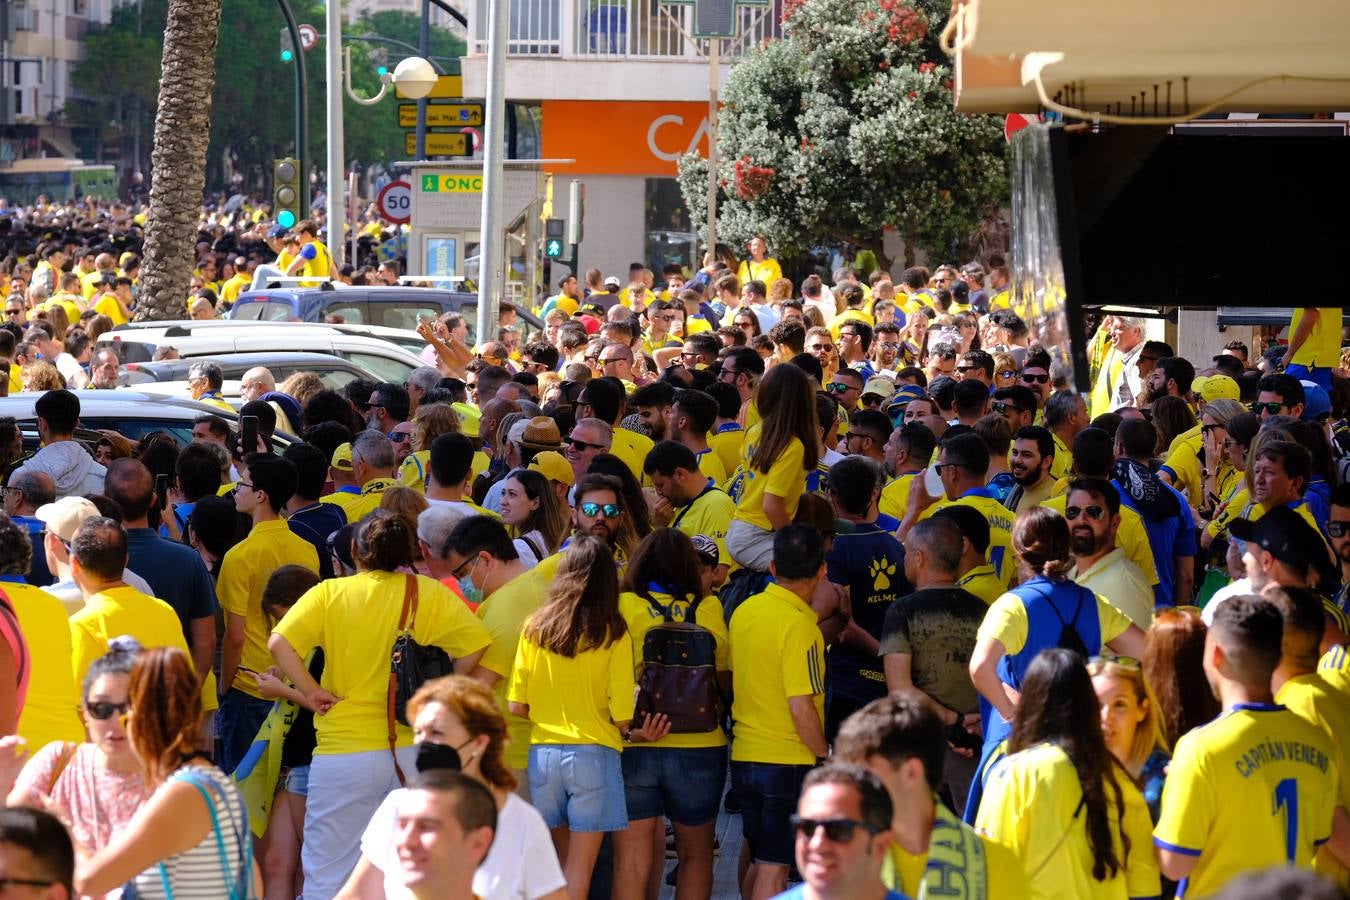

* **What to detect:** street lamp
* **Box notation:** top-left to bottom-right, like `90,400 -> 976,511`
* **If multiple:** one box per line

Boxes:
342,48 -> 437,106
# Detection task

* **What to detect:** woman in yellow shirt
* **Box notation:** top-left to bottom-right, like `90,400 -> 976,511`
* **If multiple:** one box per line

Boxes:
975,648 -> 1160,900
509,537 -> 660,900
725,363 -> 819,570
268,512 -> 490,899
612,530 -> 729,900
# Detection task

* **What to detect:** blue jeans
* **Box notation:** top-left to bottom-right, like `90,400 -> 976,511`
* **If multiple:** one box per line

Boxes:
1285,363 -> 1331,390
216,689 -> 273,775
621,745 -> 727,826
730,761 -> 811,866
529,744 -> 628,832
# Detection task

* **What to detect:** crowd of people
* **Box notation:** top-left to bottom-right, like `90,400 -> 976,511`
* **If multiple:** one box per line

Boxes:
0,226 -> 1348,900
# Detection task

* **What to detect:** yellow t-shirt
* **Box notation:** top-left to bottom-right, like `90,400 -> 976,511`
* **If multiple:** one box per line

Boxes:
736,258 -> 783,289
1041,493 -> 1159,587
829,307 -> 875,340
1160,425 -> 1203,504
1319,645 -> 1350,695
978,586 -> 1134,655
395,451 -> 491,494
320,486 -> 364,518
1154,704 -> 1338,899
1290,308 -> 1344,368
977,743 -> 1159,900
272,571 -> 490,754
610,427 -> 654,485
217,519 -> 320,699
93,293 -> 128,326
669,483 -> 735,573
507,627 -> 635,752
475,570 -> 548,769
878,472 -> 917,522
69,586 -> 201,705
694,447 -> 728,487
883,806 -> 1029,898
709,426 -> 745,481
956,564 -> 1005,605
1206,492 -> 1323,543
728,581 -> 824,765
1050,432 -> 1074,482
220,273 -> 252,306
619,589 -> 728,749
342,477 -> 399,524
919,491 -> 1016,585
8,582 -> 82,751
730,426 -> 806,531
1277,672 -> 1350,889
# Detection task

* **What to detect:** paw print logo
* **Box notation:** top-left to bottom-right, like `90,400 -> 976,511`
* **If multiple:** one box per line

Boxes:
870,558 -> 896,591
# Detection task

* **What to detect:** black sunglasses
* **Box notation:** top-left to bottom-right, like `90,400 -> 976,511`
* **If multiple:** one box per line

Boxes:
1328,521 -> 1350,539
1249,401 -> 1284,415
1065,505 -> 1106,521
86,700 -> 131,720
1021,373 -> 1049,384
790,815 -> 880,843
992,400 -> 1025,415
564,435 -> 606,453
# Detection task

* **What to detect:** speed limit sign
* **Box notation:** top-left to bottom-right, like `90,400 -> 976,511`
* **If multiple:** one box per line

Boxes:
377,180 -> 412,225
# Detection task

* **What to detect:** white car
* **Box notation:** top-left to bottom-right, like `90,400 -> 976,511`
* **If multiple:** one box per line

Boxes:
98,321 -> 429,384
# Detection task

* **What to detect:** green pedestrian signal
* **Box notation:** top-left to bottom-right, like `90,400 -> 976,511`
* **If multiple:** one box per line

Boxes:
545,239 -> 563,258
280,28 -> 295,63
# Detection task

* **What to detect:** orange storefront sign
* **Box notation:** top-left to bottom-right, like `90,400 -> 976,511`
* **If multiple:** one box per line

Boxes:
541,101 -> 712,176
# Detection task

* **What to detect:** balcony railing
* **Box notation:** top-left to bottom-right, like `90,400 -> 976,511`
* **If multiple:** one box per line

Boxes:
468,0 -> 783,60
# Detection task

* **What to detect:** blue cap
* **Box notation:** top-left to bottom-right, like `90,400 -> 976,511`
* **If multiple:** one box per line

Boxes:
1299,381 -> 1331,422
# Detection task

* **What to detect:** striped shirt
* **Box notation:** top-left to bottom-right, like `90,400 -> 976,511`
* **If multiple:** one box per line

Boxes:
131,764 -> 249,898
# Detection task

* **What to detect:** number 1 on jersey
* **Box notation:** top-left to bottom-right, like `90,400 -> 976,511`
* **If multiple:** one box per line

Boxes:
1273,777 -> 1299,864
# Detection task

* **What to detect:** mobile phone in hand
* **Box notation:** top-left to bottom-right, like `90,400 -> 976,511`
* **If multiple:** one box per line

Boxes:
240,415 -> 258,456
154,473 -> 169,511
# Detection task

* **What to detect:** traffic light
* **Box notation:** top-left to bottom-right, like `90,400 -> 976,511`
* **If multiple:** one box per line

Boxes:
273,158 -> 301,230
544,218 -> 565,258
280,28 -> 294,63
371,47 -> 389,77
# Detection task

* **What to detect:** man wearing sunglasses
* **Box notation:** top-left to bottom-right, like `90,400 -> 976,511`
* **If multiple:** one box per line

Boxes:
826,369 -> 864,413
0,808 -> 75,900
835,694 -> 1028,899
991,385 -> 1036,432
364,382 -> 410,435
1065,479 -> 1153,628
1329,484 -> 1350,615
564,418 -> 613,483
777,765 -> 899,900
1017,348 -> 1053,409
1252,373 -> 1306,421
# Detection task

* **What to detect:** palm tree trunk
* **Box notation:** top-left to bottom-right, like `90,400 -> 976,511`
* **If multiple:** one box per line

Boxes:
135,0 -> 223,321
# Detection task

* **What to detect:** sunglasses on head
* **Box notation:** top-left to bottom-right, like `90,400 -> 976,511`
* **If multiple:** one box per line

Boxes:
86,700 -> 130,721
564,435 -> 605,453
1249,401 -> 1284,415
790,815 -> 879,843
1328,520 -> 1350,539
1088,653 -> 1141,671
1021,373 -> 1049,384
580,501 -> 622,519
1065,505 -> 1106,521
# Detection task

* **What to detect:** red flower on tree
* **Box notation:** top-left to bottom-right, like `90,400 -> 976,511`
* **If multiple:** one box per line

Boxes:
734,156 -> 776,200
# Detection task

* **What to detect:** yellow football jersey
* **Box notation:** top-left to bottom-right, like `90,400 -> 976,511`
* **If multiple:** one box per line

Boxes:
1153,704 -> 1339,898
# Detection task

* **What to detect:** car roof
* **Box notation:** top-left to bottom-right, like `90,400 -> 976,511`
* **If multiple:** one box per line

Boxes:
126,350 -> 355,372
98,326 -> 425,364
236,285 -> 478,302
0,391 -> 247,420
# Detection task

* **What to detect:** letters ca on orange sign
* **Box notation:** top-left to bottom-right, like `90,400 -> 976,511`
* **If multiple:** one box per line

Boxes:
542,101 -> 712,176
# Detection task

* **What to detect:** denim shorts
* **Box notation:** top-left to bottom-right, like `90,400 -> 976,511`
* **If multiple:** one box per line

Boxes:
282,764 -> 310,797
730,761 -> 812,867
621,746 -> 727,826
529,744 -> 628,833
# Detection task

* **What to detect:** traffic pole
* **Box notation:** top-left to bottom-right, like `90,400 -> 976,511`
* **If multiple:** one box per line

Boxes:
417,0 -> 430,159
325,0 -> 345,267
275,0 -> 308,213
476,0 -> 508,346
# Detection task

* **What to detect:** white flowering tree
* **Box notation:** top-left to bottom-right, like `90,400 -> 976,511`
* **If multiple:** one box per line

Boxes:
678,0 -> 1008,268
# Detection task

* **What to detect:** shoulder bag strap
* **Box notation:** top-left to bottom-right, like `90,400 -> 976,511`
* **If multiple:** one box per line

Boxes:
641,591 -> 676,623
170,770 -> 238,898
670,482 -> 716,528
387,574 -> 417,788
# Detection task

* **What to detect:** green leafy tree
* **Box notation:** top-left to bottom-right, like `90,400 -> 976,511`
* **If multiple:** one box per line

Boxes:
70,2 -> 465,192
677,0 -> 1007,268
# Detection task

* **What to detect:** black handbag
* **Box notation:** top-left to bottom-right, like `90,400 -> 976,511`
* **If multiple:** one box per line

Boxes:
386,574 -> 453,784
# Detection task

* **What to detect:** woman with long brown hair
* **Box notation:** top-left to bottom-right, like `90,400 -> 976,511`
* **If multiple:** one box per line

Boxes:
975,648 -> 1159,899
398,401 -> 463,493
725,362 -> 819,570
507,537 -> 661,900
76,646 -> 260,898
968,507 -> 1147,796
613,530 -> 728,900
1142,607 -> 1220,747
499,467 -> 568,565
